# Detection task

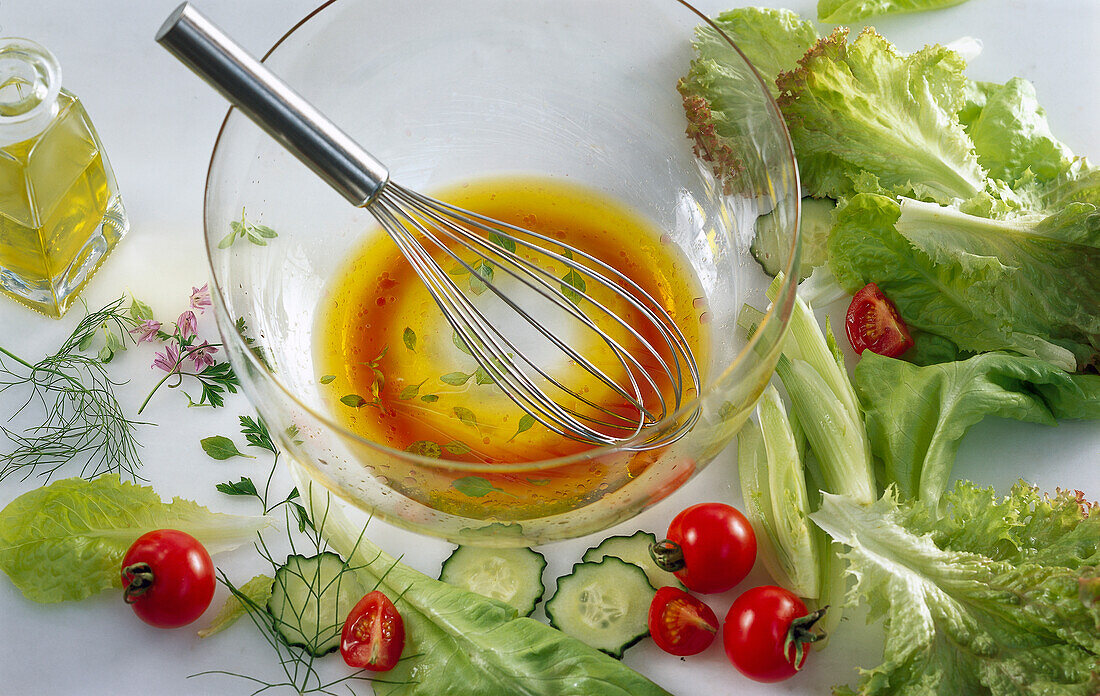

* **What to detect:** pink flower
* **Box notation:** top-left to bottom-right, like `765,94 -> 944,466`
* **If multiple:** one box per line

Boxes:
189,341 -> 218,370
190,284 -> 212,314
128,319 -> 162,343
177,310 -> 198,341
152,344 -> 180,373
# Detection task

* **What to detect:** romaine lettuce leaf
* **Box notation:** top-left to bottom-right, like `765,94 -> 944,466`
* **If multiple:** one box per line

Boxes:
0,475 -> 271,603
854,352 -> 1100,502
775,28 -> 985,203
307,484 -> 672,696
828,193 -> 1100,371
818,0 -> 971,24
811,483 -> 1100,696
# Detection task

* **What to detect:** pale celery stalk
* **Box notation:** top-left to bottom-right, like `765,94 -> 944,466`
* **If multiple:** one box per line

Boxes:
756,386 -> 821,597
776,354 -> 876,505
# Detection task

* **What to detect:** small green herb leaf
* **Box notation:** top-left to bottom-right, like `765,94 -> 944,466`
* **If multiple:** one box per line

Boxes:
452,476 -> 504,497
405,440 -> 442,458
489,232 -> 517,254
319,374 -> 336,384
469,261 -> 494,295
201,435 -> 253,460
560,268 -> 586,303
216,477 -> 259,497
509,413 -> 537,441
453,332 -> 474,357
341,394 -> 368,408
443,440 -> 472,455
129,298 -> 154,321
453,407 -> 478,430
420,394 -> 440,403
441,371 -> 472,386
403,327 -> 417,352
399,381 -> 424,400
526,478 -> 551,486
97,345 -> 113,363
474,366 -> 495,385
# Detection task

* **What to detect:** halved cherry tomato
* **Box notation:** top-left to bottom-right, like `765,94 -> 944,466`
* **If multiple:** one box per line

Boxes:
723,585 -> 827,683
650,502 -> 756,594
341,590 -> 405,671
648,586 -> 719,656
120,529 -> 215,629
845,282 -> 914,357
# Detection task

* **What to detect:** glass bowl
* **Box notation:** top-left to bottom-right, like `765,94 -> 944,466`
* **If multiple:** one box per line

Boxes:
204,0 -> 801,545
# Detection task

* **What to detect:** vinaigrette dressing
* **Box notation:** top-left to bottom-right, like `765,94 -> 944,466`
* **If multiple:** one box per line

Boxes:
315,176 -> 707,466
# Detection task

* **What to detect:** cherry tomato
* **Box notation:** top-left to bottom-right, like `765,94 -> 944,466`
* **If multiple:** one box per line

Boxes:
648,586 -> 719,656
651,502 -> 756,594
723,585 -> 826,683
845,282 -> 914,358
341,590 -> 405,671
120,529 -> 215,629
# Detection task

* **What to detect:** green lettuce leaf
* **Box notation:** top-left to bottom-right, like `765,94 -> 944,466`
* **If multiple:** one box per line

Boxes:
828,193 -> 1100,370
811,483 -> 1100,696
678,8 -> 816,191
0,475 -> 271,603
854,352 -> 1100,502
702,8 -> 818,93
776,28 -> 984,203
967,77 -> 1075,186
197,573 -> 274,638
307,484 -> 671,696
818,0 -> 971,23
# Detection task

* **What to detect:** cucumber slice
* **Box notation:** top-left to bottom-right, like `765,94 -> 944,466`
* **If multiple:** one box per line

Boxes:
439,545 -> 547,616
545,557 -> 655,658
581,530 -> 683,590
267,552 -> 365,656
750,197 -> 835,280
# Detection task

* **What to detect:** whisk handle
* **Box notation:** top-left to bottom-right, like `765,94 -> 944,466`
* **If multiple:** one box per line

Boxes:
156,2 -> 389,207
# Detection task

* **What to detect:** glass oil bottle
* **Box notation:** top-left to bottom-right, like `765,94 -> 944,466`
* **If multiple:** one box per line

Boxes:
0,38 -> 128,318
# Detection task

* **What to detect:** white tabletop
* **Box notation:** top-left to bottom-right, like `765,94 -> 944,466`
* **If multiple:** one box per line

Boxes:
1,1 -> 1097,694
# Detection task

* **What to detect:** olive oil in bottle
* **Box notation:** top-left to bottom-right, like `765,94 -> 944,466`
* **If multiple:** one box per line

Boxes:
0,38 -> 128,318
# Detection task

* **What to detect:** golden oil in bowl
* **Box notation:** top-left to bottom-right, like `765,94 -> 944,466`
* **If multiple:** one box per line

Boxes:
314,176 -> 708,516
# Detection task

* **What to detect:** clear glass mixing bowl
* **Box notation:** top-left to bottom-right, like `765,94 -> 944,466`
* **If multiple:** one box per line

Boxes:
204,0 -> 801,545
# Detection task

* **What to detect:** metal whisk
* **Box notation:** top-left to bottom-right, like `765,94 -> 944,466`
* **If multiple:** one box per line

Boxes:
157,3 -> 701,450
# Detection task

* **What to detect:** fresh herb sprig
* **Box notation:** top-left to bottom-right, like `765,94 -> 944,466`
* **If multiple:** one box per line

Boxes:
219,208 -> 279,249
0,297 -> 147,482
196,418 -> 411,695
136,284 -> 241,413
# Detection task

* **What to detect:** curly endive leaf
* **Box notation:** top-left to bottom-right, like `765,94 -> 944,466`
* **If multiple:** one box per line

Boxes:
812,483 -> 1100,696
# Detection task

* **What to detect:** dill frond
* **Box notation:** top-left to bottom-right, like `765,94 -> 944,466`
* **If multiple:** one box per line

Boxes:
0,297 -> 147,482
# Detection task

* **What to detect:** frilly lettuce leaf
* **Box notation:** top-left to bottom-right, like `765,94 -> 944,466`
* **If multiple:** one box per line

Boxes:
828,193 -> 1100,370
811,483 -> 1100,696
701,8 -> 819,94
0,475 -> 272,603
818,0 -> 971,24
678,8 -> 817,191
967,77 -> 1075,186
776,28 -> 985,203
853,351 -> 1100,502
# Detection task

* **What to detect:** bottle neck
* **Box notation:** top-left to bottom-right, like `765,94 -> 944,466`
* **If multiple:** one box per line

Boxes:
0,38 -> 62,147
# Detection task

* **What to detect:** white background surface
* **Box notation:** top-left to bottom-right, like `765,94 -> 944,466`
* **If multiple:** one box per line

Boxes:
0,1 -> 1097,694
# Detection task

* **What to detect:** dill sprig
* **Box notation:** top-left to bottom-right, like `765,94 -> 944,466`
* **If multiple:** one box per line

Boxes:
0,297 -> 147,482
198,416 -> 415,695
